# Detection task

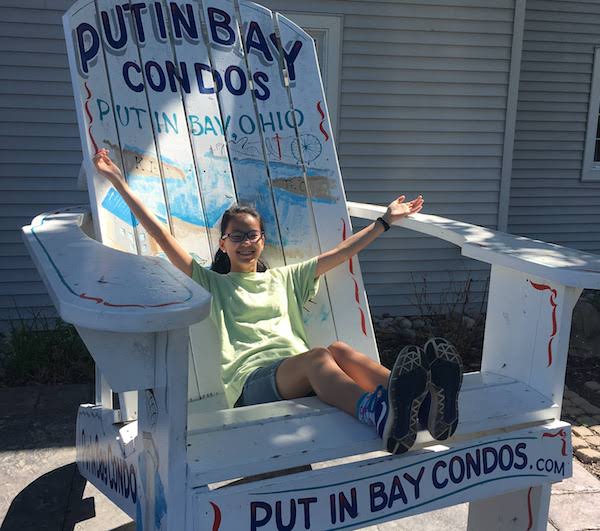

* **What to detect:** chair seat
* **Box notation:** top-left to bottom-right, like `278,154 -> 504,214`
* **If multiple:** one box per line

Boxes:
186,371 -> 556,486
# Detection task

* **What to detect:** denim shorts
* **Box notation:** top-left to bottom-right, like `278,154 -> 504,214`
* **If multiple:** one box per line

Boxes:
234,358 -> 285,407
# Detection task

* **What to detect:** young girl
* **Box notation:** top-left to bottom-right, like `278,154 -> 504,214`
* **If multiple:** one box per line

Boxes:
93,149 -> 462,454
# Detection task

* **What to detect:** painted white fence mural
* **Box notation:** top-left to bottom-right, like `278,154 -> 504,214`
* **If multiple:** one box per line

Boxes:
20,0 -> 600,529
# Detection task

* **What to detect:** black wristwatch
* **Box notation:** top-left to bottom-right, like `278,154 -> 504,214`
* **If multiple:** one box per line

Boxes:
376,216 -> 390,231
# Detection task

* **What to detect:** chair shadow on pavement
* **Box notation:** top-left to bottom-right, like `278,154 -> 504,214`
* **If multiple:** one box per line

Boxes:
1,462 -> 132,531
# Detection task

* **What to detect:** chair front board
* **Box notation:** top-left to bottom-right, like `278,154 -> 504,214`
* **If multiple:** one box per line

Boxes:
64,0 -> 379,406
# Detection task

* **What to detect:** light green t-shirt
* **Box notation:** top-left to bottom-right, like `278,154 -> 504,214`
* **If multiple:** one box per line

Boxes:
191,257 -> 320,407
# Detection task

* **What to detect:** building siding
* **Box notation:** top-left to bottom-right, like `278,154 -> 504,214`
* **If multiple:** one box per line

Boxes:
266,0 -> 515,315
0,1 -> 85,328
0,0 -> 517,330
510,0 -> 600,252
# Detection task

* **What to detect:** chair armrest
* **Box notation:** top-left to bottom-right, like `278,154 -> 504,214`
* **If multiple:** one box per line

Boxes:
348,201 -> 600,289
22,207 -> 211,333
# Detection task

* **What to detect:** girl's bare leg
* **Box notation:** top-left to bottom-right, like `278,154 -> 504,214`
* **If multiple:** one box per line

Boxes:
327,341 -> 390,392
275,348 -> 365,416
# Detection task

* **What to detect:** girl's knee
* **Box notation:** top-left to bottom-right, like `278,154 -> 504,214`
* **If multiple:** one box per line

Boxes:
309,347 -> 333,362
302,347 -> 335,372
328,340 -> 353,360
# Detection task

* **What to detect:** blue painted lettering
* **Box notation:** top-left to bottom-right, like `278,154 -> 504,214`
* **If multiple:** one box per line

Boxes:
80,428 -> 137,504
297,498 -> 316,529
285,109 -> 303,128
260,112 -> 276,133
499,444 -> 514,471
329,493 -> 336,524
225,65 -> 247,96
275,500 -> 296,531
449,455 -> 466,483
338,488 -> 358,523
482,447 -> 498,474
126,3 -> 148,44
269,33 -> 303,82
76,22 -> 99,75
403,467 -> 425,500
166,60 -> 190,93
195,63 -> 222,94
188,115 -> 203,135
145,60 -> 166,92
246,21 -> 274,62
239,114 -> 256,135
123,61 -> 144,92
131,107 -> 147,129
153,111 -> 178,134
154,1 -> 168,40
116,105 -> 130,126
369,481 -> 387,512
387,476 -> 407,507
465,449 -> 481,479
204,116 -> 217,136
432,460 -> 448,489
514,443 -> 528,469
207,7 -> 235,46
250,501 -> 272,531
101,6 -> 128,50
253,71 -> 270,101
170,2 -> 198,40
215,115 -> 230,134
97,98 -> 110,121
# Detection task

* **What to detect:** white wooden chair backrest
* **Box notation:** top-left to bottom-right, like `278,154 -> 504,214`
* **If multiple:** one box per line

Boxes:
64,0 -> 378,407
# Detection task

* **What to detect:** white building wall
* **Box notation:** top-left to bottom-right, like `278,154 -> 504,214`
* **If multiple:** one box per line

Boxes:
0,0 -> 518,329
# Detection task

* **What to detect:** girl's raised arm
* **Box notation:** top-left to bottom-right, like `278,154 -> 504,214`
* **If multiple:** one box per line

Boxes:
315,195 -> 423,278
93,149 -> 194,277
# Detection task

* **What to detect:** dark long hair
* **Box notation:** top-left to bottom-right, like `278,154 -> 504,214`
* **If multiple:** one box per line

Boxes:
211,204 -> 269,274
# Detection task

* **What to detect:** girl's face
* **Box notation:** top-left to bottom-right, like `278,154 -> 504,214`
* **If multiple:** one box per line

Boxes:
219,213 -> 265,273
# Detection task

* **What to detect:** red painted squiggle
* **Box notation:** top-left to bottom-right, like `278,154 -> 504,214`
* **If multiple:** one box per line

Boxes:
528,280 -> 558,366
526,487 -> 534,530
210,502 -> 222,531
342,219 -> 367,336
79,292 -> 183,309
79,293 -> 103,304
317,101 -> 329,141
543,428 -> 568,456
83,82 -> 99,152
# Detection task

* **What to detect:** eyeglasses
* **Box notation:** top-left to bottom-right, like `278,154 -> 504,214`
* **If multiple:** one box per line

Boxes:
221,230 -> 265,243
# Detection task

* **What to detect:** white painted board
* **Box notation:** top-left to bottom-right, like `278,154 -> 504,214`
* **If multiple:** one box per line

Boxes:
235,0 -> 336,346
193,421 -> 571,530
276,12 -> 378,358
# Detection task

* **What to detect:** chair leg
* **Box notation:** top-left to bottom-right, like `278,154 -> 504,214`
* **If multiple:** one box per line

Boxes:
136,328 -> 189,530
467,484 -> 551,530
95,365 -> 112,409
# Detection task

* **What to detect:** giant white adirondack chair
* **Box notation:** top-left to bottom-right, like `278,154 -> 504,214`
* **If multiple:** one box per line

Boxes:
21,0 -> 600,529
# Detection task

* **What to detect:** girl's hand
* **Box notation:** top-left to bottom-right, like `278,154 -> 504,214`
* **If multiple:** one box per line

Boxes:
383,194 -> 424,224
93,149 -> 125,187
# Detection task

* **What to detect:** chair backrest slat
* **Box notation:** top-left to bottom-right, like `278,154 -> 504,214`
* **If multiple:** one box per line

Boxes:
166,0 -> 237,257
126,0 -> 216,262
64,0 -> 139,254
276,12 -> 378,356
224,0 -> 337,346
199,0 -> 286,268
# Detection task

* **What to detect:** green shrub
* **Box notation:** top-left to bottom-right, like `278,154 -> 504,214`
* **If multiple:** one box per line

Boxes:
0,313 -> 94,386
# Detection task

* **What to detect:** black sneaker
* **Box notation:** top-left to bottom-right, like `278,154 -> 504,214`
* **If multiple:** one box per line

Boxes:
384,345 -> 430,454
423,337 -> 463,440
